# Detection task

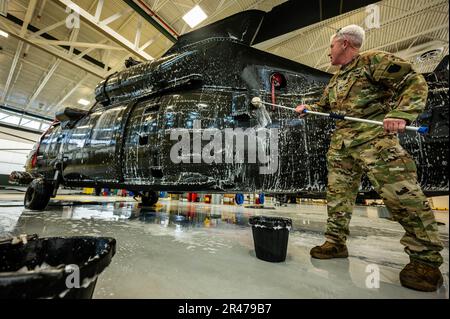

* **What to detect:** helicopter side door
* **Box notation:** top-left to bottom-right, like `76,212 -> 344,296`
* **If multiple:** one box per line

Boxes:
62,113 -> 100,181
82,105 -> 128,182
123,98 -> 161,184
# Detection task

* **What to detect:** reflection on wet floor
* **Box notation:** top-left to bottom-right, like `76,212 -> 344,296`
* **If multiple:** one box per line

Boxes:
56,201 -> 255,228
0,197 -> 448,299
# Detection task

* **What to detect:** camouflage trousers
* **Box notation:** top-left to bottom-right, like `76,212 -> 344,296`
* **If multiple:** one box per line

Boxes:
325,134 -> 444,267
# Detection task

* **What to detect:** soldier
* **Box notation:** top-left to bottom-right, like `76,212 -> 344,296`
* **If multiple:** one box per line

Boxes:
295,25 -> 444,292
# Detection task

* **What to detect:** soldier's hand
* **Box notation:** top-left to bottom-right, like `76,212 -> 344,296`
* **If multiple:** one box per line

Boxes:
383,118 -> 406,133
295,104 -> 308,117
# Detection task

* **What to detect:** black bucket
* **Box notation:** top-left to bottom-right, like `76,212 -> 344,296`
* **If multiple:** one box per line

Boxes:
0,235 -> 116,299
249,216 -> 292,262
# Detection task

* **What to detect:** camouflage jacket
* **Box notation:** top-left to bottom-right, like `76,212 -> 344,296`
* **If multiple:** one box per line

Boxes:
307,50 -> 428,149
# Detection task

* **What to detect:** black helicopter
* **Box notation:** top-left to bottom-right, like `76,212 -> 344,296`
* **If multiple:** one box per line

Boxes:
9,10 -> 449,210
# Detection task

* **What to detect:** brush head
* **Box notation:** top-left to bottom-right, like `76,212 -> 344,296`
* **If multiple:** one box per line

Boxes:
252,97 -> 271,127
251,96 -> 262,107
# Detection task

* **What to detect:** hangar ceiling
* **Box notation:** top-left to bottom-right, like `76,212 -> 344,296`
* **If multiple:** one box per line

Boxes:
0,0 -> 448,132
255,0 -> 449,74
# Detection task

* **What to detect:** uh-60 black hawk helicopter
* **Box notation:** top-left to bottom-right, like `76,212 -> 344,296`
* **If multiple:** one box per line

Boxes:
9,10 -> 449,210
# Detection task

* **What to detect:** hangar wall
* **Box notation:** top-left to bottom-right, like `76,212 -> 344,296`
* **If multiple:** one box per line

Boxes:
0,126 -> 37,185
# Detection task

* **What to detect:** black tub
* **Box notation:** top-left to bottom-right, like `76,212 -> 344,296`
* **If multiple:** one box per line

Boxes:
0,235 -> 116,299
249,216 -> 292,262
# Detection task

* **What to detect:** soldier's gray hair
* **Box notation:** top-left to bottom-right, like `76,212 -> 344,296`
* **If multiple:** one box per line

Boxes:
332,25 -> 365,49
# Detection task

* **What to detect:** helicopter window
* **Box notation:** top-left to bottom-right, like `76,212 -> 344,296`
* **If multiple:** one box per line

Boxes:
143,114 -> 158,133
65,115 -> 97,151
39,125 -> 56,155
138,114 -> 158,146
184,112 -> 200,129
164,112 -> 177,129
47,125 -> 63,156
90,108 -> 122,147
123,104 -> 147,147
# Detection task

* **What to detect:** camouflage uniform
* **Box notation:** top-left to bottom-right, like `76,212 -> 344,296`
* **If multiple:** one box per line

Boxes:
307,50 -> 444,267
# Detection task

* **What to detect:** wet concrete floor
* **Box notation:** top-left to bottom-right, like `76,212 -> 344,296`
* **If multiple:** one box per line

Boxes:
0,192 -> 448,299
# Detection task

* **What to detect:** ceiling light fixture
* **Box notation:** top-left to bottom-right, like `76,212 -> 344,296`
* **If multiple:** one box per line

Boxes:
0,29 -> 8,38
182,5 -> 207,28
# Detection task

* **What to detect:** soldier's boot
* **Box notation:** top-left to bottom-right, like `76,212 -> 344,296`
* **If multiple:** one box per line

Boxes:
310,241 -> 348,259
400,260 -> 443,292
